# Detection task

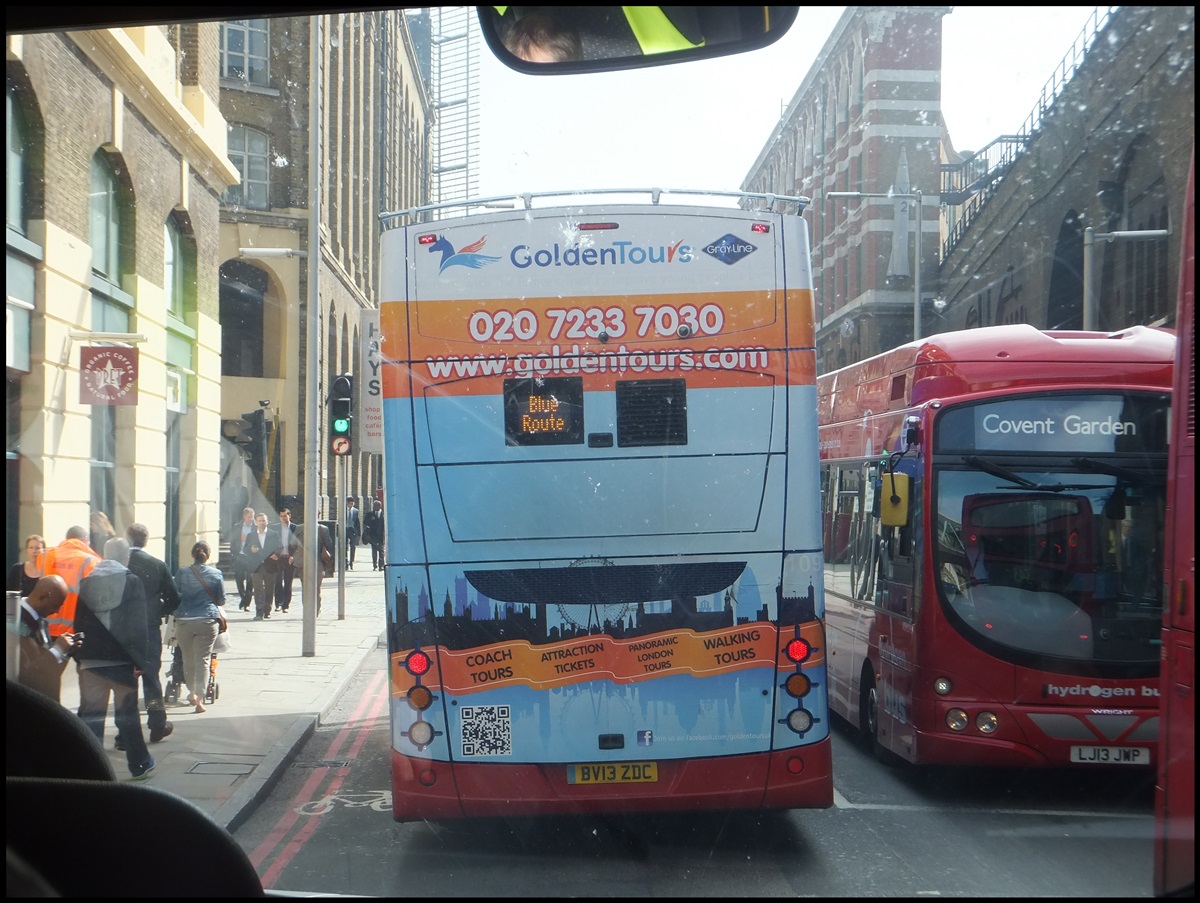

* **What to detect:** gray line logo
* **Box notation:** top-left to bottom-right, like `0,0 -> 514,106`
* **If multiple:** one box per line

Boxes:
702,233 -> 757,265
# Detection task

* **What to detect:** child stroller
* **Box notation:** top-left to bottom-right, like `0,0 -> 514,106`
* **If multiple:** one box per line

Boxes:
162,617 -> 220,705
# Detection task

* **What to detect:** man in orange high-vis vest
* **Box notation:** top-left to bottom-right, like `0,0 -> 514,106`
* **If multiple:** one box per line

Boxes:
36,525 -> 99,638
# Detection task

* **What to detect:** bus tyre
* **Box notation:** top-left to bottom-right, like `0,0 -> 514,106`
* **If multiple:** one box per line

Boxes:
860,669 -> 902,766
859,668 -> 879,752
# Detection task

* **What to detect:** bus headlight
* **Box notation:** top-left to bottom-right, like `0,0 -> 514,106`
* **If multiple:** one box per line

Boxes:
975,712 -> 999,734
933,677 -> 953,695
945,708 -> 969,732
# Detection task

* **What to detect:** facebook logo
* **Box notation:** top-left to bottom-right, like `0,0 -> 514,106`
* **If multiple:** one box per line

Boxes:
636,730 -> 653,747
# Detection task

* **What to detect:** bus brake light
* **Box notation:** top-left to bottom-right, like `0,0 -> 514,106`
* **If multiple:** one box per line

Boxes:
406,650 -> 432,676
784,638 -> 812,663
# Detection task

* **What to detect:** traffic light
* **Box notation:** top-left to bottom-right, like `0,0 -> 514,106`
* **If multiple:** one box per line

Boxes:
330,374 -> 353,456
241,409 -> 267,476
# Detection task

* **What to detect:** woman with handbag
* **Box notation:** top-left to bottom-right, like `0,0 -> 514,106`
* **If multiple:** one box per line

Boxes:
172,540 -> 225,713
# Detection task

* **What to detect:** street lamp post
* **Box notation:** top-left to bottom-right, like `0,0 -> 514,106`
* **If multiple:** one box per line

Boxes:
300,15 -> 323,657
827,188 -> 924,341
1082,226 -> 1171,330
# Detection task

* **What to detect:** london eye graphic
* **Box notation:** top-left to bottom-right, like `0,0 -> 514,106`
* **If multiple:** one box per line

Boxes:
555,557 -> 635,633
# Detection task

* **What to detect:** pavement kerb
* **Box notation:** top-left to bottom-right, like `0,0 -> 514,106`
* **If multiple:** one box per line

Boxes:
215,629 -> 387,833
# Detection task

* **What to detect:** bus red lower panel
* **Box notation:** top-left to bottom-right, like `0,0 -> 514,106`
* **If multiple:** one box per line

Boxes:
391,741 -> 832,822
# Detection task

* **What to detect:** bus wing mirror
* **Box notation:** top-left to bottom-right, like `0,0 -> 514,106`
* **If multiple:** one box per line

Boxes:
477,6 -> 798,75
879,472 -> 911,528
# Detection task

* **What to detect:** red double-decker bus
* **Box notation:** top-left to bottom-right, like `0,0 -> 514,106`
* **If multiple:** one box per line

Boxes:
1153,152 -> 1194,898
818,324 -> 1174,767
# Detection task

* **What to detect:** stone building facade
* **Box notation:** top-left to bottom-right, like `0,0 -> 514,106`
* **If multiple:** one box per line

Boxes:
215,12 -> 431,527
7,24 -> 236,570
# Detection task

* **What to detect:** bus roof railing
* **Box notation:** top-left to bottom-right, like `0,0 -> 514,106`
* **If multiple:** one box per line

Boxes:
380,188 -> 810,227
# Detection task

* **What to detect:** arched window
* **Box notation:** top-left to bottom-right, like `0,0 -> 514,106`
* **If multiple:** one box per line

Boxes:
220,260 -> 268,377
224,125 -> 270,209
164,216 -> 195,320
88,152 -> 134,522
90,154 -> 127,289
7,80 -> 28,233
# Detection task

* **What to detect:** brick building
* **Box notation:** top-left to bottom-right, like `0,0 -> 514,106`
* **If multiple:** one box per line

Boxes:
742,6 -> 1194,373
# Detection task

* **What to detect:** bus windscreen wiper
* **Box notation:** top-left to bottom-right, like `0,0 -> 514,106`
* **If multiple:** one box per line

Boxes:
963,456 -> 1096,492
1071,456 -> 1151,483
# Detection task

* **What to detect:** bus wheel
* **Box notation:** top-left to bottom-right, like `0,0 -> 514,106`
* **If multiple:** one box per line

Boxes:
861,668 -> 901,766
859,668 -> 880,752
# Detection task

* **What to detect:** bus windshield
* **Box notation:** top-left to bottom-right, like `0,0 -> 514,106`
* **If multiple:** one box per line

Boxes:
935,466 -> 1165,667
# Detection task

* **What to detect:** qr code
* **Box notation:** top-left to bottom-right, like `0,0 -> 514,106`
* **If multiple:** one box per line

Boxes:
460,705 -> 512,757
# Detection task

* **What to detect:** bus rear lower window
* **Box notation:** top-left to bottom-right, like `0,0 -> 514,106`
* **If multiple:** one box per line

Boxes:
617,379 -> 688,447
504,376 -> 584,446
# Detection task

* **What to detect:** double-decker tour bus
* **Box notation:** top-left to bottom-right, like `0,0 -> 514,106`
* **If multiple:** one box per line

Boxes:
1154,152 -> 1194,899
376,189 -> 832,821
818,324 -> 1174,767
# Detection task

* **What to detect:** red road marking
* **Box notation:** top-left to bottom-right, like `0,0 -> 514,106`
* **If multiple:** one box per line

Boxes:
250,668 -> 388,876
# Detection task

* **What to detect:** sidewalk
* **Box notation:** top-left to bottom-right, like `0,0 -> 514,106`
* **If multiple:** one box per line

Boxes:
58,565 -> 388,832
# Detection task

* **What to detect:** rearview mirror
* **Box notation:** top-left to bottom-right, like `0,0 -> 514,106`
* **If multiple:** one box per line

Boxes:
477,6 -> 799,74
879,472 -> 911,528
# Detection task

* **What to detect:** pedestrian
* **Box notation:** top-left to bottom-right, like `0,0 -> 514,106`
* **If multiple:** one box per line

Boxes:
15,574 -> 78,702
172,540 -> 225,714
273,508 -> 301,613
344,497 -> 361,569
247,512 -> 275,620
89,510 -> 117,557
35,525 -> 100,639
118,523 -> 181,747
363,498 -> 386,570
8,533 -> 46,598
228,506 -> 256,610
74,537 -> 155,780
298,521 -> 336,615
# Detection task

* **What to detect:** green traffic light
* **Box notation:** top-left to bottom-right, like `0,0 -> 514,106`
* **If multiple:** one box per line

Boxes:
333,417 -> 350,433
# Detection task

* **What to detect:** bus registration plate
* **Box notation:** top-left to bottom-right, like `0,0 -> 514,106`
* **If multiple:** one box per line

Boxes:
1069,745 -> 1150,765
568,762 -> 658,784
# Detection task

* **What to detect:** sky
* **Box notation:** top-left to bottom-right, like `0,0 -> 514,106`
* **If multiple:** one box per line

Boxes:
475,6 -> 1101,199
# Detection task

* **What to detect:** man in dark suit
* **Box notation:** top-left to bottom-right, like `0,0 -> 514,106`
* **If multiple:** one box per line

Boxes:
228,506 -> 256,610
363,498 -> 386,570
344,497 -> 361,569
247,511 -> 276,620
120,523 -> 181,745
272,508 -> 302,613
297,521 -> 336,615
16,574 -> 77,702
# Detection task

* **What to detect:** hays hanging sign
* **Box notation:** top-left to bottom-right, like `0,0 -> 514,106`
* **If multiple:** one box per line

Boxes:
80,346 -> 139,406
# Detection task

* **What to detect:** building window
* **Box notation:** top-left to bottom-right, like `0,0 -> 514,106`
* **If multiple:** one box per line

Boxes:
7,81 -> 27,233
164,215 -> 196,320
220,260 -> 267,378
90,403 -> 117,529
165,409 -> 181,573
223,126 -> 270,209
90,155 -> 124,287
7,79 -> 41,376
220,20 -> 270,86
